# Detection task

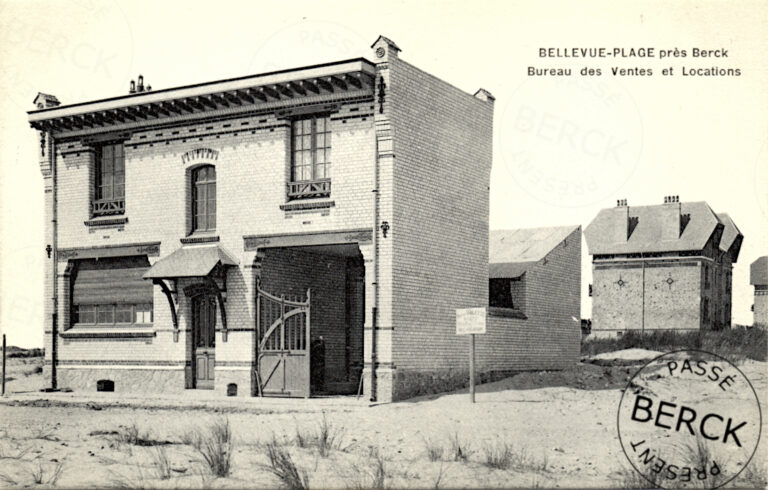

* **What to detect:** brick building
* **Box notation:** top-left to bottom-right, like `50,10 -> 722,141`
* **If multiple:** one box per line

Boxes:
486,226 -> 582,370
27,36 -> 531,402
584,197 -> 743,336
751,256 -> 768,328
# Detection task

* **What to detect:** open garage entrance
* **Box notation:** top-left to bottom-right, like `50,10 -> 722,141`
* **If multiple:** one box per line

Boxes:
256,245 -> 364,397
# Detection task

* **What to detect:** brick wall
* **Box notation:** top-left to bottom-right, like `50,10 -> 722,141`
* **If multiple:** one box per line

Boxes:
476,227 -> 581,371
384,53 -> 494,375
260,247 -> 363,384
44,98 -> 375,392
755,288 -> 768,328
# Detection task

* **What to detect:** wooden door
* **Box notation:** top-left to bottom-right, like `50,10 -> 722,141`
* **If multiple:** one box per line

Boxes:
193,295 -> 216,389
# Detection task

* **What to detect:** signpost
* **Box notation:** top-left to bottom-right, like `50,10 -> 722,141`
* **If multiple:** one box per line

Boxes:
456,307 -> 486,403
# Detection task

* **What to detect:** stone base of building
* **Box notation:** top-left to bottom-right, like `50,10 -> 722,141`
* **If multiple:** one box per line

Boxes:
213,367 -> 255,397
56,367 -> 186,394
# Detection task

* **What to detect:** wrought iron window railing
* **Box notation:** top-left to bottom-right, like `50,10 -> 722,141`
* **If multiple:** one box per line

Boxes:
92,198 -> 125,216
286,179 -> 331,200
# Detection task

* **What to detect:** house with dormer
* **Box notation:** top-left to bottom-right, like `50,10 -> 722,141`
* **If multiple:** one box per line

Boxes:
28,36 -> 508,402
584,196 -> 743,336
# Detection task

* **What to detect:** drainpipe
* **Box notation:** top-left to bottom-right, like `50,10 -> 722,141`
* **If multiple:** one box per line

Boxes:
370,138 -> 380,402
50,130 -> 58,390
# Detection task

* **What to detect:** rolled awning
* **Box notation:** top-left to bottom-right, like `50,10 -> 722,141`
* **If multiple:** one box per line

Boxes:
143,245 -> 239,279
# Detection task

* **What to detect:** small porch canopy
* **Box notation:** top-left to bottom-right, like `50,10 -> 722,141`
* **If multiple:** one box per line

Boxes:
144,245 -> 238,279
144,245 -> 239,341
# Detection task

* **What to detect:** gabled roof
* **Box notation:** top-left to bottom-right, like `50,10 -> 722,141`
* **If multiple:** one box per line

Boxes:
489,225 -> 579,278
751,256 -> 768,286
584,201 -> 742,257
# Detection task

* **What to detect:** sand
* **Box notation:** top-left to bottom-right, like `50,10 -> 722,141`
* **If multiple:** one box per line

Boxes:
0,356 -> 765,489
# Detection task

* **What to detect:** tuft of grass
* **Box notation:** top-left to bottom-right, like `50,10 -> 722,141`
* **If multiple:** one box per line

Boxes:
345,447 -> 388,490
151,446 -> 172,480
29,460 -> 64,486
423,437 -> 444,462
265,437 -> 310,490
581,326 -> 767,362
118,422 -> 143,445
449,432 -> 473,462
315,413 -> 346,457
482,441 -> 513,470
196,417 -> 233,477
294,426 -> 309,448
432,463 -> 448,490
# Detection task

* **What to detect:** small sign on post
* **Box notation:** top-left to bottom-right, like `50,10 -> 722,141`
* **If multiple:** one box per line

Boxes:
456,307 -> 486,403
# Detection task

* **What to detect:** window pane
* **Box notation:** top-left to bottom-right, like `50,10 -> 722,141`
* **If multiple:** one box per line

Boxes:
317,117 -> 325,133
325,148 -> 331,164
208,166 -> 216,180
316,150 -> 325,164
324,162 -> 331,179
302,119 -> 311,133
208,213 -> 216,230
294,135 -> 303,151
101,184 -> 113,200
115,305 -> 132,323
114,184 -> 125,198
97,305 -> 114,324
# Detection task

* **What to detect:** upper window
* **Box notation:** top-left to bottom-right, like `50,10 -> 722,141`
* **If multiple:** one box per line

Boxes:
93,142 -> 125,216
192,165 -> 216,232
288,115 -> 331,200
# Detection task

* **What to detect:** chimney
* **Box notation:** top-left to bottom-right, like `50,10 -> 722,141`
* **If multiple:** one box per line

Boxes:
129,80 -> 136,94
661,195 -> 682,240
33,93 -> 61,109
612,198 -> 631,243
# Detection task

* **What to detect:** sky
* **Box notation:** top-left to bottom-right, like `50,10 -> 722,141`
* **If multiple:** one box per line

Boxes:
0,0 -> 766,347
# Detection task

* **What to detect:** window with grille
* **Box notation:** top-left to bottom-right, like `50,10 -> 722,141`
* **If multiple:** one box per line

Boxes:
93,142 -> 125,216
192,165 -> 216,232
288,115 -> 331,200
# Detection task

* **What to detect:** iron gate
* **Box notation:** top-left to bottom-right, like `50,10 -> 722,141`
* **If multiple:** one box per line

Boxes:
256,282 -> 311,398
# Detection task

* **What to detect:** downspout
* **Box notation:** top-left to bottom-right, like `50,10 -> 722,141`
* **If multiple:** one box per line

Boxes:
370,137 -> 380,402
49,130 -> 58,390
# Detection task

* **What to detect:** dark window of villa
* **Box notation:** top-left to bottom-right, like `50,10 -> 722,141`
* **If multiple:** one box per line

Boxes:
93,142 -> 125,216
192,165 -> 216,232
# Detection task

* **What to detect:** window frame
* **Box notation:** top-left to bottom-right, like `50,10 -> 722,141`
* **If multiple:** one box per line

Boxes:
73,303 -> 154,327
191,165 -> 217,233
287,114 -> 332,200
93,141 -> 126,217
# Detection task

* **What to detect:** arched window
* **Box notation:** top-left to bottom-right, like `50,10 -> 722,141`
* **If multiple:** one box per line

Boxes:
192,165 -> 216,232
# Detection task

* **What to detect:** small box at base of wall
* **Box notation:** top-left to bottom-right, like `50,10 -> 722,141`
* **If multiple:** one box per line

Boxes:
456,307 -> 486,335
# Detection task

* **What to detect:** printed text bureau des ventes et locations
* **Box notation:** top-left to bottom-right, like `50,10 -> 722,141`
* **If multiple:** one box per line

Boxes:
530,47 -> 740,77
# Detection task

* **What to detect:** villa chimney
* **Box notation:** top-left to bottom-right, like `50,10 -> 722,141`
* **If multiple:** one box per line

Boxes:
612,199 -> 631,243
661,195 -> 682,240
129,80 -> 136,94
137,75 -> 144,92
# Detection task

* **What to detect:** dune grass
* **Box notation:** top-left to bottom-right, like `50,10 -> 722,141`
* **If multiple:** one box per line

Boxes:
581,327 -> 767,362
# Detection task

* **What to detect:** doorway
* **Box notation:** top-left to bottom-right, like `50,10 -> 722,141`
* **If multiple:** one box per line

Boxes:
192,294 -> 216,389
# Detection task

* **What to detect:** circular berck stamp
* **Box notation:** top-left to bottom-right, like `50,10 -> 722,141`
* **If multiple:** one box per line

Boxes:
617,350 -> 762,489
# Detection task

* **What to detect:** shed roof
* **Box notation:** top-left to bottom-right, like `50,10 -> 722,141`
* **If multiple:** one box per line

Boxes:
751,256 -> 768,286
489,225 -> 579,278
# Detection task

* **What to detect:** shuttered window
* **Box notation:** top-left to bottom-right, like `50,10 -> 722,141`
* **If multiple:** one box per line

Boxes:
71,256 -> 153,326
